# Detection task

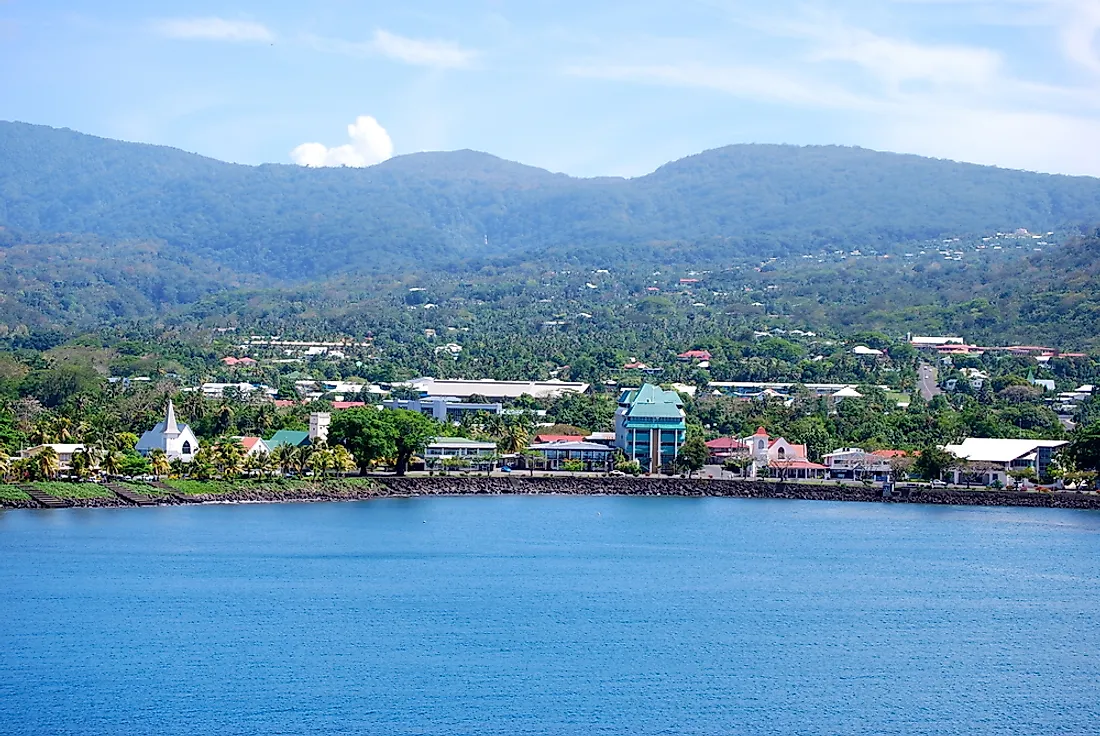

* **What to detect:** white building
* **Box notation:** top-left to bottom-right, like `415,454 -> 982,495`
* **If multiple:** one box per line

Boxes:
309,412 -> 331,442
20,444 -> 86,471
942,438 -> 1069,486
422,437 -> 498,462
136,400 -> 200,461
397,377 -> 589,401
822,448 -> 892,481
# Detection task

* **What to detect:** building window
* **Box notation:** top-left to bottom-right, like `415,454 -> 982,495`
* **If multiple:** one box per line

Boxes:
182,441 -> 192,454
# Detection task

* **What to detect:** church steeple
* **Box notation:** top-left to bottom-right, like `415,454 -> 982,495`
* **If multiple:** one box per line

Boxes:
164,399 -> 181,438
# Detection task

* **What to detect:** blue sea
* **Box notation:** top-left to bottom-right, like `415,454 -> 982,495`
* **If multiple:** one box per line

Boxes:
2,497 -> 1099,736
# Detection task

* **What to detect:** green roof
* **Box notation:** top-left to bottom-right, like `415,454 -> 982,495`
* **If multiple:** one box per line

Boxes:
265,430 -> 311,448
622,383 -> 685,421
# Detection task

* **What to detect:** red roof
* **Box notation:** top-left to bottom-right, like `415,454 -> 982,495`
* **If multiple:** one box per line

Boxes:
623,362 -> 648,370
871,449 -> 908,458
678,350 -> 713,360
706,437 -> 746,450
754,426 -> 768,436
221,356 -> 257,366
331,401 -> 366,410
535,434 -> 587,444
239,437 -> 264,451
274,399 -> 302,408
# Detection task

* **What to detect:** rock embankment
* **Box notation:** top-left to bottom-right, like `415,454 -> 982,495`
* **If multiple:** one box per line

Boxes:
3,477 -> 1099,510
374,477 -> 1100,509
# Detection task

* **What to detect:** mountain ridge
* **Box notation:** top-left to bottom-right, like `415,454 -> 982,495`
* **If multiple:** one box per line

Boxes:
4,120 -> 1100,283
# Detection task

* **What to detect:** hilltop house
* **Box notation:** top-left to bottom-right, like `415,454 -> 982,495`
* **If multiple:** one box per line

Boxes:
614,384 -> 687,473
135,400 -> 199,462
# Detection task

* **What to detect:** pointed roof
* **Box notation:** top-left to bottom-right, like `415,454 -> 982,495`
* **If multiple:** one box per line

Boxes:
164,399 -> 180,436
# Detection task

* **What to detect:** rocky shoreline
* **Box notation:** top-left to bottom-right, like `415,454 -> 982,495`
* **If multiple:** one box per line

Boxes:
3,476 -> 1100,510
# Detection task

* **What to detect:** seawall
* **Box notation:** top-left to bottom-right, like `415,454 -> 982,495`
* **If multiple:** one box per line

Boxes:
4,477 -> 1100,510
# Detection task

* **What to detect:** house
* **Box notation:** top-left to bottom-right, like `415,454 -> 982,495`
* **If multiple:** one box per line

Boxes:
822,448 -> 892,481
942,438 -> 1069,486
677,349 -> 713,362
266,430 -> 311,449
705,437 -> 749,462
851,346 -> 884,357
614,384 -> 687,473
136,400 -> 199,462
221,357 -> 258,367
395,377 -> 589,401
527,441 -> 616,471
741,427 -> 826,479
830,386 -> 864,405
199,382 -> 277,400
422,437 -> 498,462
236,437 -> 270,456
19,444 -> 86,471
383,396 -> 502,422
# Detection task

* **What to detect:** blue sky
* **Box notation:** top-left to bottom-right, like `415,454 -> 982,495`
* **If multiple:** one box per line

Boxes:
3,0 -> 1100,177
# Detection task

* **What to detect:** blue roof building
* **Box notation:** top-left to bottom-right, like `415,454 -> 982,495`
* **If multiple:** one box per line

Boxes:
614,384 -> 687,473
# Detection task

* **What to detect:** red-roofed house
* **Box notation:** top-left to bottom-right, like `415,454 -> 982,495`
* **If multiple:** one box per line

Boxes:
677,349 -> 713,362
236,437 -> 270,456
222,357 -> 258,366
705,437 -> 748,461
331,401 -> 367,410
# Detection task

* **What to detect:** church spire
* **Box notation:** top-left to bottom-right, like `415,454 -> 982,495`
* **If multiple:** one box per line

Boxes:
164,399 -> 180,437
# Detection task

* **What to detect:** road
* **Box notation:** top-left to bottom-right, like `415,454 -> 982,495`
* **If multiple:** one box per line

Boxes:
918,363 -> 942,401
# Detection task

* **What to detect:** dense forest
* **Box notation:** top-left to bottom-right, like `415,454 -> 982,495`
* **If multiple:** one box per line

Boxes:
5,120 -> 1100,282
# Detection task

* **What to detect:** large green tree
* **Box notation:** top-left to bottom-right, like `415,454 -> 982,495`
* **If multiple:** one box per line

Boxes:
329,407 -> 396,475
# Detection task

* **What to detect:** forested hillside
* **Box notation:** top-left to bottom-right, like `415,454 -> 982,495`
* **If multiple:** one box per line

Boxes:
6,121 -> 1100,282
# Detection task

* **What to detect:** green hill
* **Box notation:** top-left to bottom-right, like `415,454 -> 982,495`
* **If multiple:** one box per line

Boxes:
5,120 -> 1100,282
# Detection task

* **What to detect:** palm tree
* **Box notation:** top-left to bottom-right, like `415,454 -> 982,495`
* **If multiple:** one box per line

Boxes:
35,446 -> 60,480
100,450 -> 121,479
253,451 -> 275,479
497,423 -> 530,455
308,449 -> 332,478
331,446 -> 356,477
274,444 -> 297,476
213,438 -> 244,478
70,448 -> 91,480
293,445 -> 313,476
169,458 -> 186,479
149,449 -> 170,480
0,450 -> 11,481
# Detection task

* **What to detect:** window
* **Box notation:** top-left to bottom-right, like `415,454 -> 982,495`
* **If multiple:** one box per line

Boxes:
777,447 -> 786,458
182,441 -> 192,454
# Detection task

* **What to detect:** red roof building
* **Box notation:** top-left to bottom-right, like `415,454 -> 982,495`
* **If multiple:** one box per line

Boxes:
535,434 -> 587,444
677,349 -> 713,362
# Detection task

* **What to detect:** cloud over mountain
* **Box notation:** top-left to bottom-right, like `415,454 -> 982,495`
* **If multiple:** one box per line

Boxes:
290,116 -> 394,168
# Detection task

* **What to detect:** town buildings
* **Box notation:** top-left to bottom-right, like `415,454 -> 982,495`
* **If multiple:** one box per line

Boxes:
614,384 -> 687,473
526,441 -> 616,471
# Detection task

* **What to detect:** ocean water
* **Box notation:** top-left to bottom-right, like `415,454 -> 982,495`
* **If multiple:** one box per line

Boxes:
1,497 -> 1099,736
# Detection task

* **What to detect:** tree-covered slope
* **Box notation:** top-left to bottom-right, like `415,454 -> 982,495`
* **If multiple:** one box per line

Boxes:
5,120 -> 1100,281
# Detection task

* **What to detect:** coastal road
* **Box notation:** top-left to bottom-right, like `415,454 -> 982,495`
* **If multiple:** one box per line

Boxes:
918,364 -> 942,401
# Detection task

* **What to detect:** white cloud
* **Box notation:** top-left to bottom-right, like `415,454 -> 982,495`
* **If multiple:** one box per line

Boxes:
372,29 -> 476,68
303,30 -> 477,69
812,29 -> 1002,88
152,17 -> 274,42
1060,0 -> 1100,74
290,116 -> 394,168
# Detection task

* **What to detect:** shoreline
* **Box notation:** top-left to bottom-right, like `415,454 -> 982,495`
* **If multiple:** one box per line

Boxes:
3,477 -> 1100,511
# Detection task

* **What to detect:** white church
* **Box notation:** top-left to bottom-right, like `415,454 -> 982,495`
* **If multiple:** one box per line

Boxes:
136,400 -> 200,462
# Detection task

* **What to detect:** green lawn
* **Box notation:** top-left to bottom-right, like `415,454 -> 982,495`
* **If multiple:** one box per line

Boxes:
0,486 -> 31,501
32,482 -> 113,499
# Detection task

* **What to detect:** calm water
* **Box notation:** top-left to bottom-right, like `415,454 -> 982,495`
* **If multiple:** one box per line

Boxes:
1,497 -> 1100,736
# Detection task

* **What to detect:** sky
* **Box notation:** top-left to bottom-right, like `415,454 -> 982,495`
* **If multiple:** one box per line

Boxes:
2,0 -> 1100,177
